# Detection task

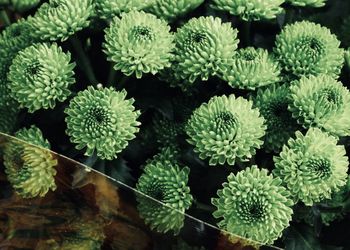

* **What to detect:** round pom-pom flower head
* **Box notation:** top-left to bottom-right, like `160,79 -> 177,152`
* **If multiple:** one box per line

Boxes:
273,128 -> 349,206
8,43 -> 76,113
211,0 -> 284,21
136,159 -> 193,234
65,86 -> 141,160
95,0 -> 154,20
29,0 -> 94,41
275,21 -> 344,79
103,11 -> 174,79
289,74 -> 350,137
174,16 -> 238,83
186,95 -> 266,166
3,126 -> 57,198
253,84 -> 299,153
147,0 -> 204,22
212,166 -> 294,244
286,0 -> 327,7
222,47 -> 281,90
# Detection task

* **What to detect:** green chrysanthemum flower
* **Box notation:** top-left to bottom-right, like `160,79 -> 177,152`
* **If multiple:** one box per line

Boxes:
65,86 -> 141,160
103,11 -> 174,79
29,0 -> 94,41
146,144 -> 180,166
3,125 -> 57,198
289,74 -> 350,137
211,0 -> 284,21
0,84 -> 19,134
222,47 -> 281,90
153,113 -> 184,147
8,43 -> 76,113
212,166 -> 293,244
253,84 -> 299,153
11,0 -> 41,12
286,0 -> 326,7
147,0 -> 204,22
273,128 -> 349,206
274,21 -> 344,79
136,159 -> 193,234
174,16 -> 238,83
186,95 -> 266,166
95,0 -> 154,20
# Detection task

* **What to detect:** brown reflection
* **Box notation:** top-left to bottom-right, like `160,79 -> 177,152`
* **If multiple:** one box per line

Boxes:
0,133 -> 279,250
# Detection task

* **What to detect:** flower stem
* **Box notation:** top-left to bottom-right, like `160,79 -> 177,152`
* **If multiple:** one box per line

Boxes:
70,35 -> 98,85
0,10 -> 10,26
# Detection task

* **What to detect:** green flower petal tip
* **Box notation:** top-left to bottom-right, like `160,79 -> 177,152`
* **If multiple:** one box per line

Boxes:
253,84 -> 299,153
11,0 -> 41,12
29,0 -> 94,41
211,0 -> 284,21
147,0 -> 204,22
103,11 -> 174,79
273,128 -> 349,206
95,0 -> 154,20
174,16 -> 238,83
286,0 -> 327,7
186,94 -> 266,166
223,47 -> 281,90
275,21 -> 344,79
65,86 -> 141,160
4,125 -> 57,198
289,74 -> 350,137
136,159 -> 193,234
212,165 -> 294,244
8,43 -> 76,113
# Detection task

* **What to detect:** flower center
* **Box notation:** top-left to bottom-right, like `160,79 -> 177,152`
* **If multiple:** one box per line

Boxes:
215,111 -> 239,131
238,196 -> 267,224
130,26 -> 154,41
146,181 -> 165,201
298,36 -> 325,57
320,88 -> 342,105
185,31 -> 207,47
85,106 -> 112,133
25,61 -> 41,77
238,49 -> 257,61
306,157 -> 332,180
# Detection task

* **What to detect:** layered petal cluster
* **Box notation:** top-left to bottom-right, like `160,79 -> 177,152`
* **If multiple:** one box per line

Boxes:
65,86 -> 141,160
275,21 -> 344,79
103,11 -> 174,79
222,47 -> 281,90
3,126 -> 57,198
152,113 -> 184,147
136,159 -> 193,234
212,166 -> 294,244
289,74 -> 350,136
286,0 -> 326,7
211,0 -> 284,21
11,0 -> 40,12
186,95 -> 266,166
174,16 -> 238,83
147,0 -> 204,22
8,43 -> 76,113
29,0 -> 94,41
95,0 -> 154,20
253,84 -> 299,153
0,84 -> 19,134
273,128 -> 349,206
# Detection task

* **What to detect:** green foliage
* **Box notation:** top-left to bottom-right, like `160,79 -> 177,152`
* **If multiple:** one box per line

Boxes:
186,94 -> 266,166
8,43 -> 76,112
65,86 -> 141,160
273,128 -> 349,206
103,11 -> 174,79
212,165 -> 294,244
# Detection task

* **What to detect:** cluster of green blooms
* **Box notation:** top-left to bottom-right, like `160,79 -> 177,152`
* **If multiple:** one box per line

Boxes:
136,157 -> 193,234
186,94 -> 266,166
3,126 -> 57,198
65,86 -> 141,160
103,11 -> 174,79
211,0 -> 284,21
286,0 -> 327,7
212,166 -> 294,244
222,47 -> 281,90
253,84 -> 299,153
273,128 -> 348,206
8,43 -> 76,113
275,21 -> 344,79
